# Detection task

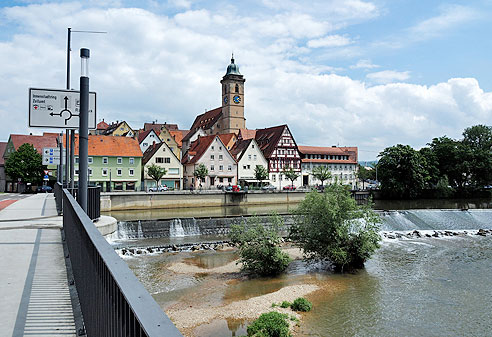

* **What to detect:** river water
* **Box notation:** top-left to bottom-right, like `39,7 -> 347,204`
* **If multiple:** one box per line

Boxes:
112,204 -> 492,337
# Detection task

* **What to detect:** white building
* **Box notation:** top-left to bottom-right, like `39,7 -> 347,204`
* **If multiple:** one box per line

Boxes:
142,142 -> 183,190
230,138 -> 269,186
138,129 -> 161,154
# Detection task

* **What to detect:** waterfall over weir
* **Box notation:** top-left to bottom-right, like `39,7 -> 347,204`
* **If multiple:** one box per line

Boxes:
169,219 -> 200,237
379,209 -> 492,231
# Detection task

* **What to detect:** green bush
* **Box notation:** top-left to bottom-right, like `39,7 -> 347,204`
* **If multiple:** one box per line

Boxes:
290,184 -> 381,272
230,214 -> 291,276
280,301 -> 291,308
290,297 -> 312,312
247,311 -> 291,337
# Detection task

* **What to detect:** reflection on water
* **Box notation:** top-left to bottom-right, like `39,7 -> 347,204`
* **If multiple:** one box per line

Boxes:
185,251 -> 238,269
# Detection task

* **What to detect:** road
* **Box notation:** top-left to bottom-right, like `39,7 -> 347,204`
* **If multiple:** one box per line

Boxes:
0,193 -> 31,211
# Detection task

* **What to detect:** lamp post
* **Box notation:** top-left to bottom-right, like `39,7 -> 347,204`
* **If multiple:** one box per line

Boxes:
78,48 -> 90,212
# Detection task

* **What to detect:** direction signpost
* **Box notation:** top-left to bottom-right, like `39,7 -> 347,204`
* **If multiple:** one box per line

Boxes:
42,147 -> 61,165
29,88 -> 96,129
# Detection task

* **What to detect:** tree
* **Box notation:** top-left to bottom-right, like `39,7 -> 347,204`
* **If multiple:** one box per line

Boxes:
377,144 -> 429,198
5,143 -> 43,184
462,125 -> 492,187
230,214 -> 291,276
356,164 -> 374,189
193,163 -> 208,187
282,167 -> 299,186
312,165 -> 332,187
146,163 -> 167,186
254,165 -> 269,187
290,184 -> 380,272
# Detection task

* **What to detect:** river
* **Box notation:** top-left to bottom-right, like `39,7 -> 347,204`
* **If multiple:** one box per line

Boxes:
110,202 -> 492,336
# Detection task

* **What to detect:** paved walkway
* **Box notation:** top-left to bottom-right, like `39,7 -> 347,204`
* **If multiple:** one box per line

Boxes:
0,193 -> 76,337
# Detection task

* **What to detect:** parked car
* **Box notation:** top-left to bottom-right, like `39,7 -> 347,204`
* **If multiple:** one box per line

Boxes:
148,185 -> 168,192
261,184 -> 276,191
283,185 -> 296,191
36,185 -> 53,193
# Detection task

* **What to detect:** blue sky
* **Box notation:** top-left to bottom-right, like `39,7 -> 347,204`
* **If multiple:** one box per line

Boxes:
1,0 -> 491,160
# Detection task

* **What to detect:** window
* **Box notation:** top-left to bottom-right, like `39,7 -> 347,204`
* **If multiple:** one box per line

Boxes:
248,154 -> 251,160
219,146 -> 222,151
228,165 -> 232,171
102,168 -> 108,176
211,155 -> 215,160
219,165 -> 223,171
211,165 -> 214,171
243,165 -> 247,169
254,155 -> 257,160
164,158 -> 171,163
273,174 -> 276,182
143,143 -> 148,147
228,177 -> 232,183
126,182 -> 135,191
219,154 -> 223,160
88,157 -> 93,164
247,165 -> 250,169
235,84 -> 239,93
75,157 -> 79,164
210,177 -> 215,185
129,157 -> 134,165
219,177 -> 223,183
252,144 -> 255,148
169,168 -> 179,175
129,169 -> 134,176
156,157 -> 164,163
88,168 -> 92,176
211,146 -> 214,150
75,169 -> 79,176
117,169 -> 122,176
117,157 -> 123,164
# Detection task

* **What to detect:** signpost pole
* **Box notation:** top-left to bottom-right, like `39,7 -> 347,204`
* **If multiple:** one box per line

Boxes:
58,132 -> 63,183
66,28 -> 71,188
78,48 -> 90,212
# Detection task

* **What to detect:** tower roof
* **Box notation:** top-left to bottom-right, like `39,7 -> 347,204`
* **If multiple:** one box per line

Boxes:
225,55 -> 241,76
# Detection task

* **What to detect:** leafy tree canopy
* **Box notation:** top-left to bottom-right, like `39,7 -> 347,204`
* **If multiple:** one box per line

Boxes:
254,165 -> 269,185
193,163 -> 208,182
290,184 -> 380,272
282,167 -> 299,185
312,165 -> 332,186
5,143 -> 43,184
146,163 -> 167,184
230,214 -> 291,276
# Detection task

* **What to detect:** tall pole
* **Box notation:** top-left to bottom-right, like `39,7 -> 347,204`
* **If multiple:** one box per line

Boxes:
65,28 -> 71,187
78,48 -> 90,212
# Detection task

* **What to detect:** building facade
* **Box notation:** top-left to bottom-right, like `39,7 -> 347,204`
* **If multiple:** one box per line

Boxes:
298,146 -> 358,188
138,129 -> 161,154
182,135 -> 237,189
142,142 -> 182,190
230,138 -> 269,186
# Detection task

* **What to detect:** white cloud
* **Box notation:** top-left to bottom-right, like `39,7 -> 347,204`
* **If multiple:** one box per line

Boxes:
350,59 -> 379,69
409,4 -> 478,40
0,2 -> 491,162
307,34 -> 352,48
366,70 -> 410,84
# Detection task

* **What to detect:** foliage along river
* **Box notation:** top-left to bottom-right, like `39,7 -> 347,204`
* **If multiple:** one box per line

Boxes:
110,202 -> 492,337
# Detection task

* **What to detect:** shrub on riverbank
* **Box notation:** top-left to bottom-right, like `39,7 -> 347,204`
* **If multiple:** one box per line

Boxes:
290,297 -> 312,312
230,214 -> 291,276
246,311 -> 291,337
290,184 -> 381,272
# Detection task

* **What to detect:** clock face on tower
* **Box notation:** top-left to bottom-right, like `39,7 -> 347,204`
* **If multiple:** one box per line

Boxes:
223,96 -> 228,104
233,95 -> 241,104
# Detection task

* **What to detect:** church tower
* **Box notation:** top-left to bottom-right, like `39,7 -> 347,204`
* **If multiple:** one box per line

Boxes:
219,55 -> 245,134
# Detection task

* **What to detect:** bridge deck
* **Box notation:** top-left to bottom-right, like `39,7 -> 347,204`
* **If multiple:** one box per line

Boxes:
0,193 -> 77,337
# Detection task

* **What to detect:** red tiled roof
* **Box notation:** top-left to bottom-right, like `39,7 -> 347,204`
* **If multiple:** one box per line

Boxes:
218,133 -> 236,149
0,142 -> 7,165
230,138 -> 253,161
183,107 -> 222,142
169,130 -> 187,147
138,129 -> 161,144
182,135 -> 217,165
164,124 -> 179,131
254,125 -> 288,159
96,120 -> 109,130
10,133 -> 59,155
238,129 -> 256,140
298,145 -> 358,164
64,135 -> 142,157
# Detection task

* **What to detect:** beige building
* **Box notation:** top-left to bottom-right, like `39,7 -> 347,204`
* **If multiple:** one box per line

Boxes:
181,134 -> 237,189
142,142 -> 182,190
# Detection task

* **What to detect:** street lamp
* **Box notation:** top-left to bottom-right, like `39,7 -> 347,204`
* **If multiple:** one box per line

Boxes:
78,48 -> 90,212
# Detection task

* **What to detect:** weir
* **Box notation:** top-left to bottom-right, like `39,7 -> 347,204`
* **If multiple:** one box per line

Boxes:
111,210 -> 492,240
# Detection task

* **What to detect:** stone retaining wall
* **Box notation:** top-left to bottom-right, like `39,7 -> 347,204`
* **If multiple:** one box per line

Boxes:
101,190 -> 307,212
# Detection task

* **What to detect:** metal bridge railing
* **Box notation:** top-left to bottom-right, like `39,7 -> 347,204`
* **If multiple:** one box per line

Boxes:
55,182 -> 101,220
63,189 -> 182,337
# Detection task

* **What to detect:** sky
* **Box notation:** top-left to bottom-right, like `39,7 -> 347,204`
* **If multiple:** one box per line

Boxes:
1,0 -> 492,161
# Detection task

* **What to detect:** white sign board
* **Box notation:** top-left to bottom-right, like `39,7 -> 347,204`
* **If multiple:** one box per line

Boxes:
29,88 -> 96,129
42,147 -> 60,165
